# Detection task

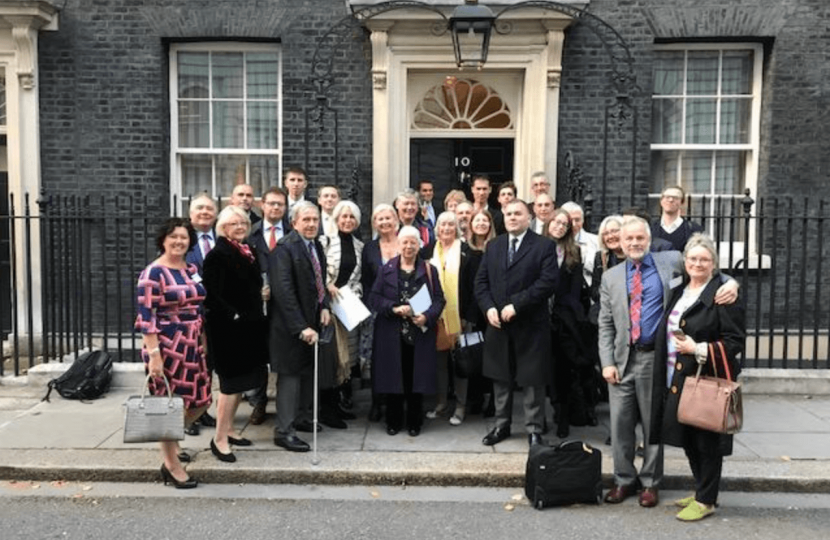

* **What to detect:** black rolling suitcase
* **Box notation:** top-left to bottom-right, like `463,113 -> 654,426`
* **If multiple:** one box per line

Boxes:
525,440 -> 603,509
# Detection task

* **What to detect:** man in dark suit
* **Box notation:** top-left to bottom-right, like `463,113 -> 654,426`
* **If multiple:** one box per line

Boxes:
270,201 -> 332,452
471,174 -> 504,235
230,183 -> 261,226
598,216 -> 738,507
183,193 -> 218,433
284,166 -> 317,216
417,179 -> 440,227
475,199 -> 559,447
185,193 -> 217,275
530,193 -> 555,235
247,186 -> 292,275
245,186 -> 291,425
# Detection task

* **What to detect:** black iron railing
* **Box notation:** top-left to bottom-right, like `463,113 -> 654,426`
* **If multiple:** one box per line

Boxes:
2,190 -> 828,375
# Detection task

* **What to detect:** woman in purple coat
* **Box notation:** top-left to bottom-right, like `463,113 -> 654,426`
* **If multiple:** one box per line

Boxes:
369,226 -> 446,437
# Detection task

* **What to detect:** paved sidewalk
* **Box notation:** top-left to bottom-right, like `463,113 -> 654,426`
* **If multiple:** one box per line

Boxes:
1,381 -> 829,492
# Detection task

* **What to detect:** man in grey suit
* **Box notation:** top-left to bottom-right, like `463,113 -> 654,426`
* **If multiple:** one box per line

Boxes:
598,216 -> 737,507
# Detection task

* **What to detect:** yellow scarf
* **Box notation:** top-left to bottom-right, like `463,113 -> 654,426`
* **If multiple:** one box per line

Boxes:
431,239 -> 462,335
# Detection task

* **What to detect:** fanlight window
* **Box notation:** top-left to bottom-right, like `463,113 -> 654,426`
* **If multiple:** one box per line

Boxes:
412,78 -> 512,130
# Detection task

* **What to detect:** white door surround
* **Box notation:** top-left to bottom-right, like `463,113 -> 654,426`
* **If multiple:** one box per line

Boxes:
365,6 -> 576,208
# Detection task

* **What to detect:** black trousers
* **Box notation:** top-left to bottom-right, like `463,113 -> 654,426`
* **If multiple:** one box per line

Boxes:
684,434 -> 724,505
385,341 -> 423,431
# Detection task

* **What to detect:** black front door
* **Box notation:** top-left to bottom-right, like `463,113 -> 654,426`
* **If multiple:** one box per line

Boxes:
409,138 -> 514,209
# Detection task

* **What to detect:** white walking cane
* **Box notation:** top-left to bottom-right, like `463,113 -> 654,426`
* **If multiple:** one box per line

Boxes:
311,337 -> 321,466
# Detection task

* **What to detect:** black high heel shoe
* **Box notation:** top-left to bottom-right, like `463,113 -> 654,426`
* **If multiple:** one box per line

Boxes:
210,438 -> 237,463
160,464 -> 198,489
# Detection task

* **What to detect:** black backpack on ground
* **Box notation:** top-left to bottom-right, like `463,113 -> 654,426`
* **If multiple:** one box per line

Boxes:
42,350 -> 114,402
525,439 -> 603,509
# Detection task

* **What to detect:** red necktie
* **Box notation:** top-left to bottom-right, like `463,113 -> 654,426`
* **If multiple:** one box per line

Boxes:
308,242 -> 325,304
269,226 -> 277,251
630,262 -> 643,344
201,234 -> 212,257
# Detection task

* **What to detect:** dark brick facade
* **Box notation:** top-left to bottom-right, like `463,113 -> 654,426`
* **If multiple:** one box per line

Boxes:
558,0 -> 830,209
38,0 -> 828,214
38,0 -> 374,216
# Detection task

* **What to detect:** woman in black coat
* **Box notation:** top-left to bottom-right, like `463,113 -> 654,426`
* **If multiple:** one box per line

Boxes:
650,233 -> 745,522
203,205 -> 269,463
545,209 -> 595,438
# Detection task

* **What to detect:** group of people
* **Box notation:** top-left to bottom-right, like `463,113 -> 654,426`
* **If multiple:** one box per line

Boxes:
136,172 -> 746,524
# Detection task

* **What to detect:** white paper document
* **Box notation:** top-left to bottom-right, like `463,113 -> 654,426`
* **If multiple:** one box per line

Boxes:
408,283 -> 432,315
331,286 -> 371,331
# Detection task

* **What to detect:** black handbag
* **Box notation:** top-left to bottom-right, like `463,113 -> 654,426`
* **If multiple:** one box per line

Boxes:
453,331 -> 483,378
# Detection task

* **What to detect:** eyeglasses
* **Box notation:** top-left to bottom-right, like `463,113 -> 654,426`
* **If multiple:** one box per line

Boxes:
226,221 -> 247,228
264,201 -> 285,207
687,256 -> 713,265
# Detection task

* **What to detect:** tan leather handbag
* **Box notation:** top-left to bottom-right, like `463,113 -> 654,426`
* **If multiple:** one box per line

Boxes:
677,341 -> 743,435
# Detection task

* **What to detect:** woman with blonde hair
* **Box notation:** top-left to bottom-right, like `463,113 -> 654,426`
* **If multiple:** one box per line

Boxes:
426,211 -> 480,425
443,189 -> 468,213
320,200 -> 364,424
360,203 -> 401,421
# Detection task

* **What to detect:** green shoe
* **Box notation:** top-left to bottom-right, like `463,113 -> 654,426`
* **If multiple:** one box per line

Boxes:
676,501 -> 715,522
674,495 -> 695,508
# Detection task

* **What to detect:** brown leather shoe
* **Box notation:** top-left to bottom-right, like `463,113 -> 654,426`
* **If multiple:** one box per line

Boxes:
249,403 -> 267,425
639,487 -> 659,508
604,483 -> 636,504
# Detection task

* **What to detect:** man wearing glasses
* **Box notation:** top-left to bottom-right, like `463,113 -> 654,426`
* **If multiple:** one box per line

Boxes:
246,186 -> 292,425
651,186 -> 702,251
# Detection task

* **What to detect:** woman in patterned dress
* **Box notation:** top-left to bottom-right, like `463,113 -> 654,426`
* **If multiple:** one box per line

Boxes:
136,217 -> 212,489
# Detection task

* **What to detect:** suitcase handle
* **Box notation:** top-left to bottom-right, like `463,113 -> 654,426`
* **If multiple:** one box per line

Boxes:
555,440 -> 595,454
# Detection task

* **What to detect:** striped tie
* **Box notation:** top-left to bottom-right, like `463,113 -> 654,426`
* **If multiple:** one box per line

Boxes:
630,261 -> 643,344
308,241 -> 325,304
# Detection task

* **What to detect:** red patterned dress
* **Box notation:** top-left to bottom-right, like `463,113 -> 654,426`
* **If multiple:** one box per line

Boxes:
135,263 -> 212,410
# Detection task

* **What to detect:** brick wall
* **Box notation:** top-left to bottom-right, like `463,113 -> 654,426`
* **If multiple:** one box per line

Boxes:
558,0 -> 830,212
38,0 -> 374,217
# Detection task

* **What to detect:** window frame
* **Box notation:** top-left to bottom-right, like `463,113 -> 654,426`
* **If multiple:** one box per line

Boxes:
649,42 -> 768,268
649,42 -> 763,206
168,41 -> 283,215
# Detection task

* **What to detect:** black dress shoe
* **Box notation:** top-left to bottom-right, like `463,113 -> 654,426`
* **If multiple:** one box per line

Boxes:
386,426 -> 400,436
528,433 -> 545,446
210,439 -> 236,463
482,426 -> 511,446
160,464 -> 198,489
228,436 -> 252,447
586,408 -> 599,427
249,403 -> 267,425
184,423 -> 200,436
197,412 -> 216,427
274,434 -> 310,452
556,424 -> 570,439
294,420 -> 322,433
177,452 -> 191,463
408,426 -> 421,437
368,403 -> 383,422
336,406 -> 357,420
319,414 -> 348,429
